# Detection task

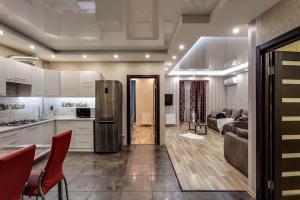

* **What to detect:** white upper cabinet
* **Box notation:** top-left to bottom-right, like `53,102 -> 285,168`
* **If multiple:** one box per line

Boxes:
31,67 -> 44,97
60,71 -> 80,97
0,57 -> 6,96
5,58 -> 32,84
80,71 -> 101,97
44,69 -> 60,97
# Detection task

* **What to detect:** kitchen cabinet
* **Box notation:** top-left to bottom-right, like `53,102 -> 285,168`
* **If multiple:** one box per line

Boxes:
60,71 -> 80,97
0,130 -> 21,145
56,120 -> 94,150
0,57 -> 6,96
79,71 -> 101,97
43,121 -> 56,144
31,67 -> 44,97
56,121 -> 75,148
5,58 -> 32,84
21,124 -> 44,145
44,69 -> 60,97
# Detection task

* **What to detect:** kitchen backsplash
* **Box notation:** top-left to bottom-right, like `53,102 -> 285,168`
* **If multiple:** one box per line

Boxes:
0,97 -> 95,122
44,97 -> 95,117
0,97 -> 42,122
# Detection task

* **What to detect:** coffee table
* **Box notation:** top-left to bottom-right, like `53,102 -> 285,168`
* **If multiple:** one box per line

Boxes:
188,121 -> 207,135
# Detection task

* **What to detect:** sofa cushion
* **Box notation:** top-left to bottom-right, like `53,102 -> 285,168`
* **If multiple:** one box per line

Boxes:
231,109 -> 242,120
235,127 -> 248,139
207,118 -> 217,125
241,110 -> 248,117
223,108 -> 232,118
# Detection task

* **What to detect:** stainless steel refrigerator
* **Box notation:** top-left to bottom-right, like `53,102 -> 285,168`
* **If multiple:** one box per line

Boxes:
94,80 -> 123,153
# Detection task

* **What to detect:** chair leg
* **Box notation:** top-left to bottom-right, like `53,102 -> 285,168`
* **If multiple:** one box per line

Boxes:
37,171 -> 46,200
63,177 -> 69,200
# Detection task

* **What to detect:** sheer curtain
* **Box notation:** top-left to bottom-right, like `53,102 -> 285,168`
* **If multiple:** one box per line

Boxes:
184,81 -> 191,121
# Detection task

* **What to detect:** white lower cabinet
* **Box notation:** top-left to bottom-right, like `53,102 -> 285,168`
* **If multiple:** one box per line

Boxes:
0,130 -> 21,145
56,120 -> 94,151
21,125 -> 44,144
43,121 -> 56,144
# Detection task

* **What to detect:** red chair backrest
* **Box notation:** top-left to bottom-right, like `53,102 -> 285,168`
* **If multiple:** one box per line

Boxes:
41,131 -> 72,193
0,145 -> 36,200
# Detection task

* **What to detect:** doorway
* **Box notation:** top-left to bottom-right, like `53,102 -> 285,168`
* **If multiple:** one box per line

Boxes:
257,27 -> 300,200
127,75 -> 160,145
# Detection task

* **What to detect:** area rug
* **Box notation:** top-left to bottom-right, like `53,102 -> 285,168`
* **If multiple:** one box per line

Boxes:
179,132 -> 205,140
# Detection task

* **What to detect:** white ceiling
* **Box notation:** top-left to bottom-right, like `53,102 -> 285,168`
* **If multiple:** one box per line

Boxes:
0,0 -> 279,63
175,37 -> 248,70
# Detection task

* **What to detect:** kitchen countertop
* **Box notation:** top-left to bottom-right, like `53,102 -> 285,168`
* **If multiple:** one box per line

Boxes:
0,117 -> 95,134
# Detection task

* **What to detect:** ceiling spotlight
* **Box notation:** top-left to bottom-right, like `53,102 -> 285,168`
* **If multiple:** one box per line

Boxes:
29,45 -> 35,49
82,54 -> 87,59
179,44 -> 185,50
233,27 -> 240,34
114,54 -> 118,59
167,62 -> 172,66
51,54 -> 55,58
165,67 -> 168,71
245,68 -> 248,72
145,54 -> 150,59
0,30 -> 4,36
172,55 -> 177,60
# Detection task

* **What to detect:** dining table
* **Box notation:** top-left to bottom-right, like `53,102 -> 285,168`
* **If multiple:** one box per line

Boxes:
0,144 -> 66,200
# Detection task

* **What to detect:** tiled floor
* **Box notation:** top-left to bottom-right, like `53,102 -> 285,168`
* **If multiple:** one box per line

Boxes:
24,145 -> 254,200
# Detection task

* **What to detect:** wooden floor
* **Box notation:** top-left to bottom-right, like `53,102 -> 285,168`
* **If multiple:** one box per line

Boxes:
131,125 -> 155,144
165,123 -> 248,191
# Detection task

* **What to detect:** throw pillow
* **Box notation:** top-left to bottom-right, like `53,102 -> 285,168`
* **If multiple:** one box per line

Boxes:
235,127 -> 248,139
216,112 -> 226,119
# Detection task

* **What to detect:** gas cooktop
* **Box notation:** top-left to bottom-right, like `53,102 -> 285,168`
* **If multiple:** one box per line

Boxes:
0,119 -> 38,127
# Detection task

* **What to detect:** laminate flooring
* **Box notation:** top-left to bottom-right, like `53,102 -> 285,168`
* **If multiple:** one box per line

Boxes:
131,126 -> 155,144
165,123 -> 248,191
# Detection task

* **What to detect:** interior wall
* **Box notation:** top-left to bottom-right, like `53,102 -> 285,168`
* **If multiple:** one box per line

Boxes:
135,78 -> 154,125
165,76 -> 225,124
225,72 -> 248,110
248,0 -> 300,195
47,61 -> 165,145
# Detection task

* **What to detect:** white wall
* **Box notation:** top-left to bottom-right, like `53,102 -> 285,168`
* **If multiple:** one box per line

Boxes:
248,0 -> 300,195
47,61 -> 165,145
225,72 -> 248,110
165,76 -> 225,124
135,78 -> 154,125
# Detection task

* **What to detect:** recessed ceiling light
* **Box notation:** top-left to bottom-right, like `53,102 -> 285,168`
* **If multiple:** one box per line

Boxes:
233,27 -> 240,34
29,45 -> 35,49
82,54 -> 87,59
167,62 -> 172,66
145,54 -> 150,59
245,68 -> 248,72
179,44 -> 185,50
165,67 -> 168,71
172,55 -> 177,60
114,54 -> 118,59
51,54 -> 55,58
0,30 -> 4,36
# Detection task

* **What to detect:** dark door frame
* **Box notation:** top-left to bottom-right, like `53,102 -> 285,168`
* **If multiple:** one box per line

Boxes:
256,26 -> 300,200
126,75 -> 160,145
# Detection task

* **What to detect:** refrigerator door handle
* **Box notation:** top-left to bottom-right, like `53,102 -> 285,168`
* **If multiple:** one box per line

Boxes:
97,120 -> 116,124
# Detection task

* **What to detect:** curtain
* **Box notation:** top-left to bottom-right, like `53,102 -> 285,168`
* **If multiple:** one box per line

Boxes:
190,81 -> 197,121
197,81 -> 206,123
190,81 -> 206,123
184,81 -> 191,121
179,81 -> 185,121
130,80 -> 136,123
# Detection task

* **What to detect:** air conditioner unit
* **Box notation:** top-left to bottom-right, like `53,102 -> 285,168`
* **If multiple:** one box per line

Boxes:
224,77 -> 238,86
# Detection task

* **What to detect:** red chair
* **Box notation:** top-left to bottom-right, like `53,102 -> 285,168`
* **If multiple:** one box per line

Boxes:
23,131 -> 72,200
0,145 -> 36,200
